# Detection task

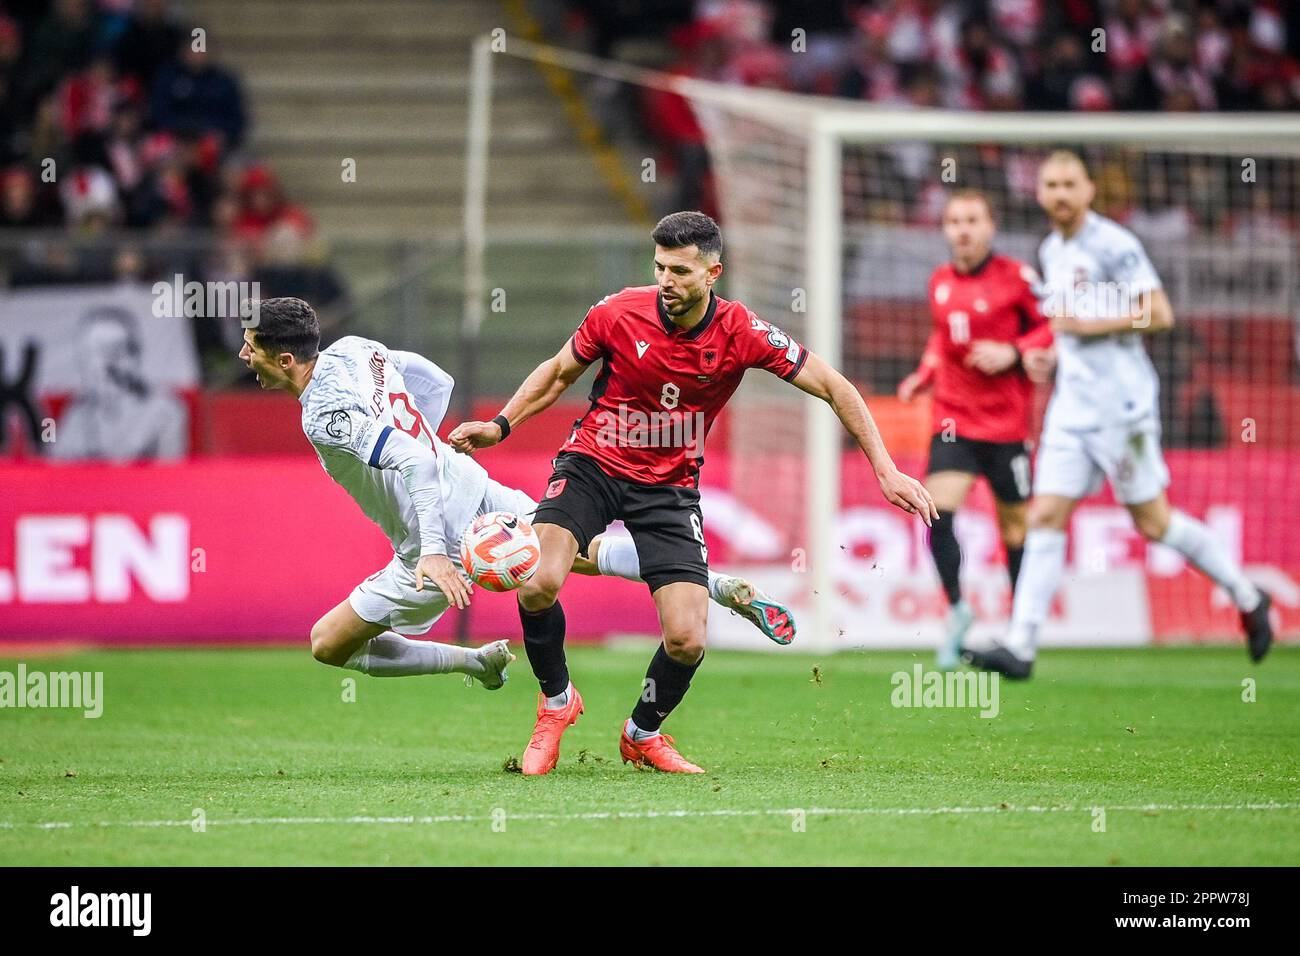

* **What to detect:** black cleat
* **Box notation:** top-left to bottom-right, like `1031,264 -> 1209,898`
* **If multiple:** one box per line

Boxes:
962,644 -> 1034,680
1242,590 -> 1274,663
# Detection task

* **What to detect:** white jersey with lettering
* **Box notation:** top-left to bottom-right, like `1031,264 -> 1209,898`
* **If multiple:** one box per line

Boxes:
298,335 -> 488,561
1038,211 -> 1163,431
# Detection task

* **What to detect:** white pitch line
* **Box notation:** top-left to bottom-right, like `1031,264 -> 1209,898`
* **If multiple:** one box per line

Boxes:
2,803 -> 1298,831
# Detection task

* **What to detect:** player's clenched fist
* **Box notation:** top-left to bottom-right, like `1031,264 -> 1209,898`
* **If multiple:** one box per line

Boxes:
965,339 -> 1019,375
415,553 -> 472,609
876,467 -> 938,526
448,420 -> 502,454
1021,346 -> 1056,384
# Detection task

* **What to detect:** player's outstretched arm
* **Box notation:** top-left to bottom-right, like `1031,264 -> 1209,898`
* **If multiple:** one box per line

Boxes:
448,341 -> 589,453
790,353 -> 938,525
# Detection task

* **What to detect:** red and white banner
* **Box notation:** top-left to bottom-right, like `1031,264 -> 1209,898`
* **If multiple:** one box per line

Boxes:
706,448 -> 1300,650
0,283 -> 199,460
0,458 -> 656,644
0,450 -> 1295,648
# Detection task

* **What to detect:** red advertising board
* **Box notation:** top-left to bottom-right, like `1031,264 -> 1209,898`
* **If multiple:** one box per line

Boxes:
0,449 -> 1295,646
0,458 -> 655,644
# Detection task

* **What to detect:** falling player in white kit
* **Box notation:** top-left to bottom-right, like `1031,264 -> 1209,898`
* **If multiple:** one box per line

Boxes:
963,152 -> 1273,679
238,298 -> 794,690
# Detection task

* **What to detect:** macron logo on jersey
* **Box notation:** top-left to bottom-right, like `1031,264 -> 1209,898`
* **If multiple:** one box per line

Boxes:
635,340 -> 650,359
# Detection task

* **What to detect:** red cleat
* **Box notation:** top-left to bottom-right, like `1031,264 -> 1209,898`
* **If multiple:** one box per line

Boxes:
521,684 -> 583,776
619,729 -> 706,774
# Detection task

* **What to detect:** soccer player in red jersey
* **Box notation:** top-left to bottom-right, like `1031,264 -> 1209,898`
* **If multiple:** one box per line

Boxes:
897,190 -> 1055,669
450,211 -> 937,775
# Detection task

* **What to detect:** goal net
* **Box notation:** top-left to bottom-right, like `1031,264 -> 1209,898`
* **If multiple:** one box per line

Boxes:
476,39 -> 1300,652
691,102 -> 1300,652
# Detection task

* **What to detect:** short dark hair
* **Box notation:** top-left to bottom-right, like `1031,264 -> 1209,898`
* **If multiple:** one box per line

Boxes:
651,211 -> 722,259
249,297 -> 320,361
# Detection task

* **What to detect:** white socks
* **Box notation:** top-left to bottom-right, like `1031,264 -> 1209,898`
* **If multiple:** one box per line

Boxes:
1005,528 -> 1067,661
595,535 -> 727,602
1161,510 -> 1261,612
625,718 -> 659,741
1003,511 -> 1260,661
544,684 -> 571,710
343,633 -> 483,677
595,535 -> 642,580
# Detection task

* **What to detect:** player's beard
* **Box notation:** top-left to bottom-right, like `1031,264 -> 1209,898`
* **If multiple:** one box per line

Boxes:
1051,202 -> 1080,228
662,290 -> 699,316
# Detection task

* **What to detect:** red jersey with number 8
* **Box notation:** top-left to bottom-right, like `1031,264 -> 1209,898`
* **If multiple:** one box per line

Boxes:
564,285 -> 808,487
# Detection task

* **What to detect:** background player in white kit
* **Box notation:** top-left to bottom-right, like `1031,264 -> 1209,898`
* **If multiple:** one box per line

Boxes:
238,297 -> 793,690
964,152 -> 1273,679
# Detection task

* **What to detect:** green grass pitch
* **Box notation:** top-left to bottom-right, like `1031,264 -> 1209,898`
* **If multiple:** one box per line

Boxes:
1,644 -> 1296,865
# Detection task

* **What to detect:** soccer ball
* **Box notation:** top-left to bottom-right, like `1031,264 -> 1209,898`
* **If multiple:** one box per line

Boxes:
459,511 -> 541,592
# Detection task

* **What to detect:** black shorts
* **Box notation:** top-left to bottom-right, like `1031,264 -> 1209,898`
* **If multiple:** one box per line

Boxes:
532,452 -> 709,593
927,433 -> 1032,504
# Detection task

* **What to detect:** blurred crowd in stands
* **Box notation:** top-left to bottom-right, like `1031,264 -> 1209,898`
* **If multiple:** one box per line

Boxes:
567,0 -> 1300,217
0,0 -> 349,391
0,0 -> 331,297
572,0 -> 1299,110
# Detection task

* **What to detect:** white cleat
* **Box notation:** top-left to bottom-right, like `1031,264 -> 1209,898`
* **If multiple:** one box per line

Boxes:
715,575 -> 796,645
472,639 -> 515,690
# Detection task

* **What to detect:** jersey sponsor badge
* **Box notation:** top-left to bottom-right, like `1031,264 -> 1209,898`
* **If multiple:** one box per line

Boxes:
636,340 -> 650,358
935,283 -> 950,305
544,478 -> 567,500
766,327 -> 790,350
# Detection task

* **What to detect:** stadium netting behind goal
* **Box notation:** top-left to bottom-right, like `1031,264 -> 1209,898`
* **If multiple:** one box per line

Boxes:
471,38 -> 1299,651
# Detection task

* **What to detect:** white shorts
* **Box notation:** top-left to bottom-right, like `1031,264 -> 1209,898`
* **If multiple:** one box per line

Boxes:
1033,416 -> 1170,506
347,478 -> 540,635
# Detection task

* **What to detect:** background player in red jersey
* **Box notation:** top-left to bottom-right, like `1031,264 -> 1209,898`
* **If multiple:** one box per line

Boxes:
451,211 -> 936,775
898,190 -> 1055,669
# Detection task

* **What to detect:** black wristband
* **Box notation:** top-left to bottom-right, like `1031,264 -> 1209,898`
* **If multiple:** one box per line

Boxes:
491,414 -> 511,441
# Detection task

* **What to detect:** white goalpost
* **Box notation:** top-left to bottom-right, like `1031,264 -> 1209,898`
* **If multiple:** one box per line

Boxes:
468,36 -> 1300,652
